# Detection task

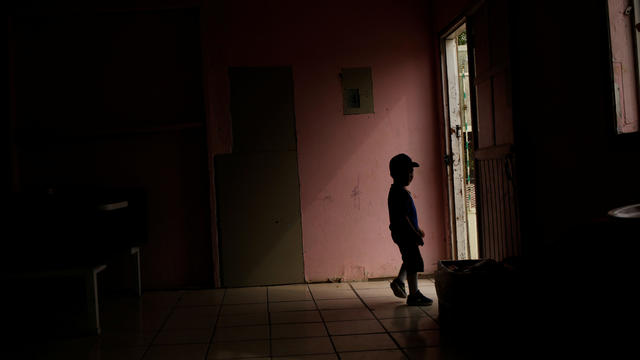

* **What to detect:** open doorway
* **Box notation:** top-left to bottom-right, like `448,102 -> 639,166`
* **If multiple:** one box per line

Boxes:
442,23 -> 478,260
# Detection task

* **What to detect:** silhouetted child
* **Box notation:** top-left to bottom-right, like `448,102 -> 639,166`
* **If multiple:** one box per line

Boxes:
388,153 -> 433,306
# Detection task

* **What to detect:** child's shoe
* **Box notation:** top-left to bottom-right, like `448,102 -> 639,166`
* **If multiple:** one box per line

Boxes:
406,291 -> 433,306
390,279 -> 407,298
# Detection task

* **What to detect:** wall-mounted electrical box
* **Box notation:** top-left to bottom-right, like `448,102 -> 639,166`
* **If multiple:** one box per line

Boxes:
341,67 -> 374,115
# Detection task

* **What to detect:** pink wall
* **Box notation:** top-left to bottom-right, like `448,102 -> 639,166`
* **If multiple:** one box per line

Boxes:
203,0 -> 447,282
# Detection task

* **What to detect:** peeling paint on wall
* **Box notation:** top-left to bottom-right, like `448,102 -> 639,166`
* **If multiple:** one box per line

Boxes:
351,176 -> 361,210
343,264 -> 366,282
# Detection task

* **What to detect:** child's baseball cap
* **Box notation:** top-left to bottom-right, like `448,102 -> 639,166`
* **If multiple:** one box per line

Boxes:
389,153 -> 420,177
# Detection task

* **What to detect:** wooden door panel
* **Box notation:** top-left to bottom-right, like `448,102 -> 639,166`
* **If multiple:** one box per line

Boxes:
489,0 -> 510,64
476,147 -> 520,260
476,80 -> 495,148
493,72 -> 514,145
469,0 -> 521,261
471,4 -> 491,76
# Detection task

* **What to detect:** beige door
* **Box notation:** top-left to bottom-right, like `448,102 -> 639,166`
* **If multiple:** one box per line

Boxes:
216,67 -> 305,287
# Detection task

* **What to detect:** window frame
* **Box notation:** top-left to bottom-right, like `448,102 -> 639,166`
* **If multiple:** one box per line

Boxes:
605,0 -> 640,144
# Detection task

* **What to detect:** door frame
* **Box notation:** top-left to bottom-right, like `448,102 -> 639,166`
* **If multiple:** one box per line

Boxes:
440,17 -> 466,260
439,17 -> 480,260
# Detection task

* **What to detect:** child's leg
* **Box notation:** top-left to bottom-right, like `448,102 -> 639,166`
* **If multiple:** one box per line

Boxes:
407,271 -> 418,295
396,264 -> 407,283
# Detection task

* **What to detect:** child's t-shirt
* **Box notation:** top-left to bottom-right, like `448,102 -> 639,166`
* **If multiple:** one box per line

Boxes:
388,184 -> 420,245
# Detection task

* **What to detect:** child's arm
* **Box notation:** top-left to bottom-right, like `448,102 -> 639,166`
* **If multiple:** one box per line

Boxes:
404,215 -> 425,245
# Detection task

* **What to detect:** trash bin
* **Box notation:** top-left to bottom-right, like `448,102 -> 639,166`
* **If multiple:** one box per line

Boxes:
435,259 -> 513,332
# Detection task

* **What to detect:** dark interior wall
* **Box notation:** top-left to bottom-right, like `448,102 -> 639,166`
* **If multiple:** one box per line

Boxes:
513,1 -> 639,350
12,11 -> 204,132
8,1 -> 213,289
431,0 -> 477,31
511,0 -> 640,257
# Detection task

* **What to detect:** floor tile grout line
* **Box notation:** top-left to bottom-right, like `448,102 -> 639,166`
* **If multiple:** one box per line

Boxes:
204,288 -> 227,359
130,330 -> 437,344
138,291 -> 187,359
306,283 -> 341,360
415,284 -> 440,324
419,306 -> 440,324
266,286 -> 273,359
348,282 -> 410,360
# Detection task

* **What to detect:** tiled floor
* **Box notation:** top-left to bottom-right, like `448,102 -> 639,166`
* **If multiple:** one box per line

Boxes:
6,279 -> 451,359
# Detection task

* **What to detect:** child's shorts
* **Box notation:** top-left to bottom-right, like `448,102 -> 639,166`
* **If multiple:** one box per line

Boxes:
397,241 -> 424,273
